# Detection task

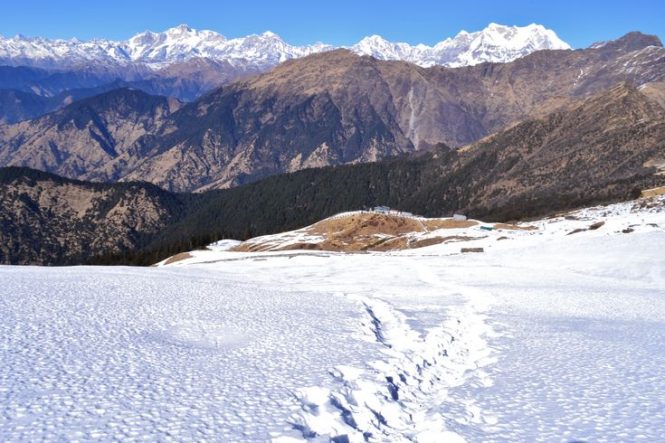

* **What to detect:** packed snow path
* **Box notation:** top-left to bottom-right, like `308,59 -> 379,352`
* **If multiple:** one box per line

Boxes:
2,199 -> 665,441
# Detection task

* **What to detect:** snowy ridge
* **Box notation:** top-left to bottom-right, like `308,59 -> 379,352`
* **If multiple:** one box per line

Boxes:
0,23 -> 569,70
0,24 -> 331,70
351,23 -> 570,68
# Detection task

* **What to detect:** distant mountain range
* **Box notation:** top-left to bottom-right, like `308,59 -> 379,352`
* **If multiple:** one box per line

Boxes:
0,31 -> 662,192
0,23 -> 568,70
0,23 -> 571,120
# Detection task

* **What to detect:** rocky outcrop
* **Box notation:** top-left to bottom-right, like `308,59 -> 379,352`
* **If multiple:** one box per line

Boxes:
422,83 -> 665,219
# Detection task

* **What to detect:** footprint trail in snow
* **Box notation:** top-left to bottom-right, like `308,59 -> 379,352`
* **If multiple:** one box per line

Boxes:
283,260 -> 498,442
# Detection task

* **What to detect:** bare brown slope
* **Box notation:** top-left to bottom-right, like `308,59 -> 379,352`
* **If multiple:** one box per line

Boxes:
0,168 -> 185,265
422,83 -> 665,219
233,212 -> 481,252
0,88 -> 181,182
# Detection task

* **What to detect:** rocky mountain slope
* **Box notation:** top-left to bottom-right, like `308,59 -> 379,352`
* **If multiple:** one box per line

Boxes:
0,167 -> 188,264
145,83 -> 665,251
3,80 -> 663,265
0,88 -> 181,181
424,83 -> 665,219
1,31 -> 661,192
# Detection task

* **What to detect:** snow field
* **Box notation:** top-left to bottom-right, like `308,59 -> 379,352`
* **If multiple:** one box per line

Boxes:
1,196 -> 664,441
0,267 -> 377,441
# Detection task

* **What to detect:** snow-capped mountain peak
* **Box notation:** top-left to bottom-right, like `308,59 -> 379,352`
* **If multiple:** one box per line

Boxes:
126,25 -> 229,66
352,35 -> 418,61
167,24 -> 194,34
260,31 -> 281,39
0,23 -> 570,71
351,23 -> 571,67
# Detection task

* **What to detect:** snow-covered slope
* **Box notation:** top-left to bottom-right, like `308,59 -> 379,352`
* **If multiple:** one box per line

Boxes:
2,196 -> 664,441
0,23 -> 569,71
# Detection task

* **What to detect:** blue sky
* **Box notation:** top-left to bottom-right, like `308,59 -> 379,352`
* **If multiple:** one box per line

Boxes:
1,0 -> 663,48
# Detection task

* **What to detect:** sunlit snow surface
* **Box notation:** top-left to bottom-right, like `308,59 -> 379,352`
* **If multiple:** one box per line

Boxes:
1,198 -> 665,442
